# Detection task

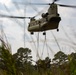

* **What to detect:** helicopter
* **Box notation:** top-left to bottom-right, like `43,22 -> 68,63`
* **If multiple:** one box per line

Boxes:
27,0 -> 76,35
0,0 -> 76,35
28,2 -> 61,35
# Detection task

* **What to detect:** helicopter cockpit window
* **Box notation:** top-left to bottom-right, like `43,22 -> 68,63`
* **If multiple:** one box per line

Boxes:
30,18 -> 36,21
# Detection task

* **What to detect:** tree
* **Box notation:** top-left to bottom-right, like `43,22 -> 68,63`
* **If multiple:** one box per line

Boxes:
35,57 -> 51,75
13,47 -> 32,63
68,52 -> 76,75
51,51 -> 69,75
53,51 -> 68,65
0,46 -> 16,75
13,47 -> 33,75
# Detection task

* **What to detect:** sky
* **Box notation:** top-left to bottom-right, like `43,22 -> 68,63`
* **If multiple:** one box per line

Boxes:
0,0 -> 76,61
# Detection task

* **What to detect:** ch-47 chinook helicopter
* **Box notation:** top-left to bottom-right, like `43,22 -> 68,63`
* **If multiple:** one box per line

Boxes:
28,0 -> 61,35
27,0 -> 76,35
0,0 -> 76,35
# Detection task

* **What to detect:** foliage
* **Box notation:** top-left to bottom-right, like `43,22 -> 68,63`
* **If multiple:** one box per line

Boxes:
0,46 -> 16,75
13,47 -> 33,75
68,53 -> 76,75
35,57 -> 51,75
0,45 -> 76,75
53,51 -> 68,65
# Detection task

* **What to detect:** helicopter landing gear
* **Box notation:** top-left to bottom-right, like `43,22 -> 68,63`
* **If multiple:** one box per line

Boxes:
31,32 -> 34,35
43,31 -> 46,35
57,29 -> 59,32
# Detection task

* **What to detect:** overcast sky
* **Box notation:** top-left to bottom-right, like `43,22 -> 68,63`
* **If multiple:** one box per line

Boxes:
0,0 -> 76,60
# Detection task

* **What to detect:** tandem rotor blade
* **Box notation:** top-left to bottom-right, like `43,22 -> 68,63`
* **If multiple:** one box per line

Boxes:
13,2 -> 52,5
58,4 -> 76,8
13,1 -> 76,8
0,14 -> 31,19
53,0 -> 59,3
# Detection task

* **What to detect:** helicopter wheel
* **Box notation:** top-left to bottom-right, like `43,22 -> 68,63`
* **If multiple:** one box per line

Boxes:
43,32 -> 46,35
31,32 -> 34,35
57,29 -> 59,32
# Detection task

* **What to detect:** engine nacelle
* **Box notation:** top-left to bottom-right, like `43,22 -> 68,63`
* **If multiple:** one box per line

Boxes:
42,13 -> 48,18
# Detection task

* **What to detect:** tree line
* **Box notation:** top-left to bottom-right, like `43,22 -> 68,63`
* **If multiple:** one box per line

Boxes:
0,46 -> 76,75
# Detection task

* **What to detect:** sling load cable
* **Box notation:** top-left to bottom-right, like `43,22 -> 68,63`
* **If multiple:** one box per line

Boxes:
61,25 -> 76,52
36,34 -> 43,75
51,31 -> 62,51
43,37 -> 56,58
30,35 -> 37,52
40,34 -> 46,59
29,35 -> 39,62
45,34 -> 50,57
40,33 -> 49,59
45,34 -> 58,56
29,0 -> 43,56
39,33 -> 55,58
30,4 -> 43,73
32,34 -> 54,59
46,42 -> 56,57
29,0 -> 40,59
36,32 -> 40,60
27,3 -> 55,57
27,0 -> 48,53
29,35 -> 53,59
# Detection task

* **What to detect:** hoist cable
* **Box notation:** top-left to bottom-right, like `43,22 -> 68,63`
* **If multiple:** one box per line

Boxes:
30,36 -> 37,51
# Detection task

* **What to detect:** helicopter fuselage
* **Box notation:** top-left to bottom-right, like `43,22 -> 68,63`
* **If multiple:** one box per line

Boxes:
28,14 -> 61,32
28,3 -> 61,33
